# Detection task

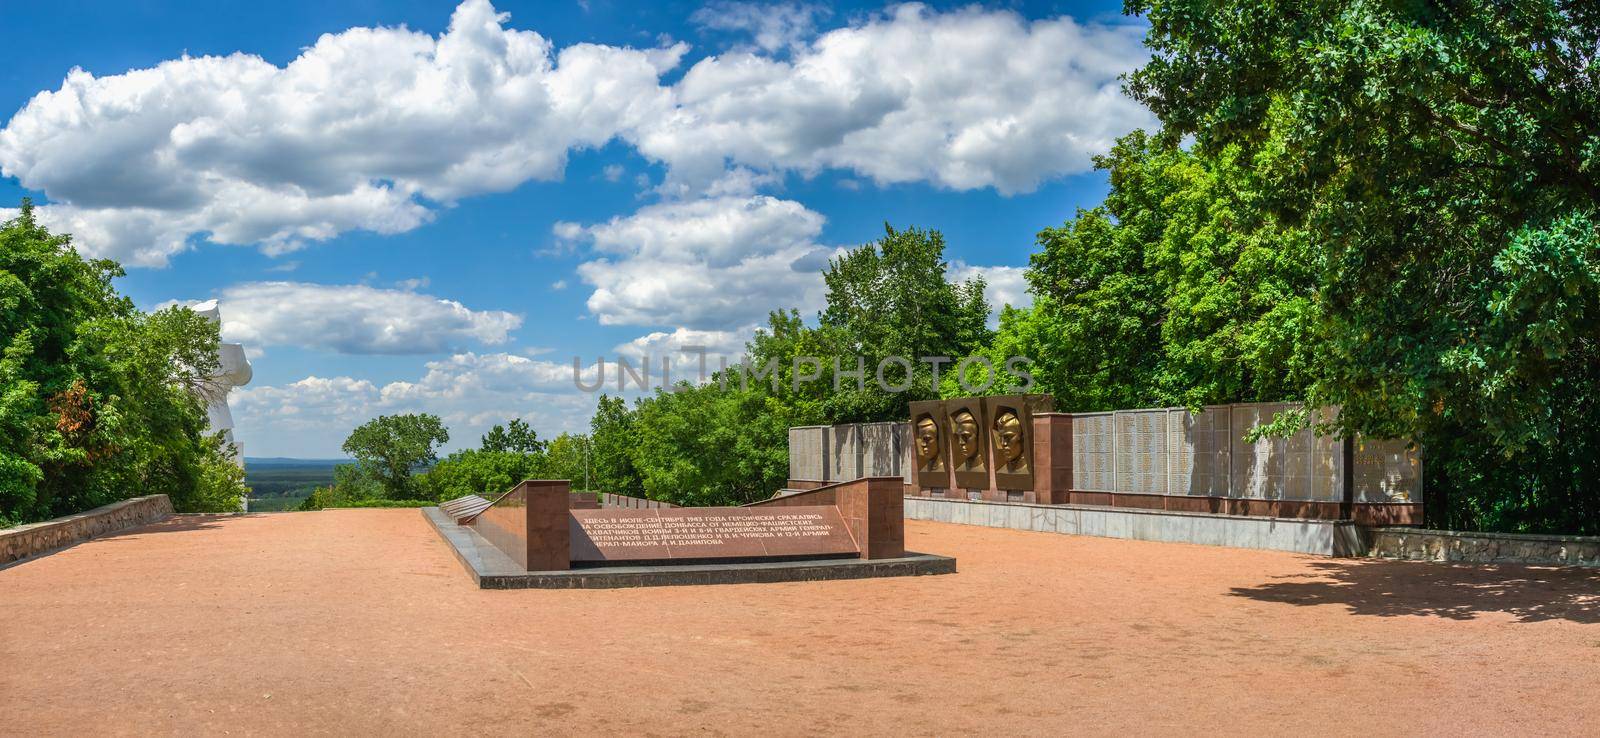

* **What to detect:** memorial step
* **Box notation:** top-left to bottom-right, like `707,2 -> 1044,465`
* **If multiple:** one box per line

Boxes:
438,494 -> 492,524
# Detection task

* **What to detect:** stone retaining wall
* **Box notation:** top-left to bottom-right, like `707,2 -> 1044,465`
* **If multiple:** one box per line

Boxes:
1,494 -> 174,565
1368,528 -> 1600,567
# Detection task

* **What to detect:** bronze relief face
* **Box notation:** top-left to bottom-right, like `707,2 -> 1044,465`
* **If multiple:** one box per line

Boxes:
951,409 -> 980,464
992,409 -> 1025,468
914,416 -> 941,466
981,395 -> 1047,490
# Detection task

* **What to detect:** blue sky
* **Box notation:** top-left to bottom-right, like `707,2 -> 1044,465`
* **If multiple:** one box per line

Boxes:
1,0 -> 1152,457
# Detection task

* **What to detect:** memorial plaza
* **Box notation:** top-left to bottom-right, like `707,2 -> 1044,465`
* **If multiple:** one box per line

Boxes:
3,508 -> 1597,735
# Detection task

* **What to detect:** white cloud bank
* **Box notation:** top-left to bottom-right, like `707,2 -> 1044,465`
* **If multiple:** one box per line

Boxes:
232,352 -> 598,456
562,194 -> 835,330
951,262 -> 1033,320
645,3 -> 1151,195
199,281 -> 522,354
0,0 -> 1151,266
0,0 -> 684,266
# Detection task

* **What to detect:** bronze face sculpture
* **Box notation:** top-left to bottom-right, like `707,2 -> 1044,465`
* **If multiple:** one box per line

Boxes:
992,409 -> 1024,468
914,416 -> 941,466
951,409 -> 980,464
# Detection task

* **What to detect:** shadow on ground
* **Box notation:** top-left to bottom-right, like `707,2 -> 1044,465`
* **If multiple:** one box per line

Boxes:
96,514 -> 247,539
1,514 -> 243,572
1229,559 -> 1600,623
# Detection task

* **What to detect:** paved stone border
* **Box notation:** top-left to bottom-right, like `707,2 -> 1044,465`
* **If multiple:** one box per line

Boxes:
903,495 -> 1365,556
1369,527 -> 1600,567
422,506 -> 956,589
1,495 -> 175,565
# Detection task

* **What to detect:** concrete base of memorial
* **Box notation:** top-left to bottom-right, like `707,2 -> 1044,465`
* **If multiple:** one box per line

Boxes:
904,496 -> 1367,557
424,506 -> 956,588
904,488 -> 1423,525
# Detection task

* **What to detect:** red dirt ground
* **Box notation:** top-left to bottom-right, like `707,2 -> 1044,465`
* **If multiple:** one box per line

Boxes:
2,510 -> 1598,736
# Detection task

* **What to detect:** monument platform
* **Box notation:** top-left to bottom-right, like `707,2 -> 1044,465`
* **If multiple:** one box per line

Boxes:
8,508 -> 1598,734
423,506 -> 956,588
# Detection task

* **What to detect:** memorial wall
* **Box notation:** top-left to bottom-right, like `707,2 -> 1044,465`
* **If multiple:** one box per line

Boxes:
465,477 -> 913,573
1351,436 -> 1422,505
1067,402 -> 1419,511
788,422 -> 913,488
789,398 -> 1424,524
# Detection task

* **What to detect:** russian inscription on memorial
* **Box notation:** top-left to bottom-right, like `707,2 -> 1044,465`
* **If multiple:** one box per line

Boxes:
569,506 -> 859,563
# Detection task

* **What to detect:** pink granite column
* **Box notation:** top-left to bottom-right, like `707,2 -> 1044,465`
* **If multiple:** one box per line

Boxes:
836,477 -> 905,559
524,480 -> 572,571
1032,413 -> 1073,505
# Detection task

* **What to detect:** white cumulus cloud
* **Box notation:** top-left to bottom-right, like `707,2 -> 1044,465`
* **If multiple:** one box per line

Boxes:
610,324 -> 758,386
0,0 -> 683,266
1,0 -> 1150,266
199,281 -> 523,354
632,3 -> 1152,194
563,195 -> 834,329
950,262 -> 1033,321
232,352 -> 600,456
691,1 -> 831,53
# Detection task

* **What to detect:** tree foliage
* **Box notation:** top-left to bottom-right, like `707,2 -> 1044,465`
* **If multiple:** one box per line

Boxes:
541,432 -> 593,489
814,225 -> 993,421
627,379 -> 796,506
0,202 -> 246,526
588,395 -> 643,496
480,418 -> 544,454
421,449 -> 545,502
1107,0 -> 1600,532
296,463 -> 383,510
340,413 -> 449,500
304,415 -> 605,509
1010,132 -> 1321,411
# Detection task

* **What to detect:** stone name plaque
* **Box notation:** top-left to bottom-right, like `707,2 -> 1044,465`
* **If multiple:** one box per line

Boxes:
1351,437 -> 1421,504
569,506 -> 859,563
1071,412 -> 1115,492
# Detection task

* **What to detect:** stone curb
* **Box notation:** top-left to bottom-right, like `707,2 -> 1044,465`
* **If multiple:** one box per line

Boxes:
1,495 -> 174,566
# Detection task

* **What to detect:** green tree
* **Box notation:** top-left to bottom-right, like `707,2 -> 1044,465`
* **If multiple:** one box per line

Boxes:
1123,0 -> 1600,531
588,395 -> 643,495
480,418 -> 544,454
1017,203 -> 1164,411
541,432 -> 592,489
573,224 -> 995,507
814,224 -> 992,421
297,464 -> 384,510
340,414 -> 449,500
420,449 -> 544,501
0,201 -> 246,525
629,380 -> 793,506
1012,132 -> 1321,412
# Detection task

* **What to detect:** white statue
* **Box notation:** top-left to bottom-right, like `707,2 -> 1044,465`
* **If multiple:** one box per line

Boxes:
191,300 -> 253,507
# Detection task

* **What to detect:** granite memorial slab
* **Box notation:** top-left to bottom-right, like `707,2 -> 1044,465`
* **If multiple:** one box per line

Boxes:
1071,412 -> 1115,493
788,425 -> 826,482
859,422 -> 906,478
1351,436 -> 1422,504
472,479 -> 571,570
1165,406 -> 1231,497
1115,408 -> 1167,495
569,506 -> 859,564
